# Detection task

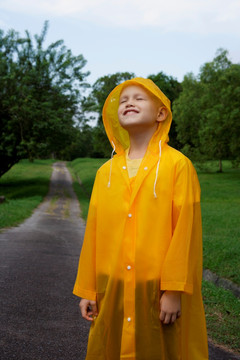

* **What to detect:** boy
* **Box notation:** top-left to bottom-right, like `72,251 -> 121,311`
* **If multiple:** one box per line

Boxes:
73,77 -> 209,359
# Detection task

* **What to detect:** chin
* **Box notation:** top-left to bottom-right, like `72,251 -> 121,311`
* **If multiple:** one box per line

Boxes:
120,122 -> 139,131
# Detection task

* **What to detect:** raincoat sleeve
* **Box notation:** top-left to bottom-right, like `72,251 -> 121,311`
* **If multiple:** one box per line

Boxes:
160,157 -> 202,295
73,171 -> 100,301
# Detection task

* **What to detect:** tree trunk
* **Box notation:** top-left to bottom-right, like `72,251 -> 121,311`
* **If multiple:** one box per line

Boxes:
219,159 -> 223,173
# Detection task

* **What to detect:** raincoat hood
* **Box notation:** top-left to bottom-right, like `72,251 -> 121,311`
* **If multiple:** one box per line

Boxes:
102,77 -> 172,155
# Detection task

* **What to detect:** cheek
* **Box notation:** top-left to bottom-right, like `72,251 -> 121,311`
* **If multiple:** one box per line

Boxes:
117,107 -> 124,121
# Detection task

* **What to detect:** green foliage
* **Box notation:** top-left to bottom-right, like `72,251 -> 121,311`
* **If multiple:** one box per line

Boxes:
61,124 -> 94,160
200,49 -> 240,165
0,159 -> 54,228
0,21 -> 89,176
148,72 -> 183,149
173,73 -> 204,159
148,71 -> 182,105
173,49 -> 240,170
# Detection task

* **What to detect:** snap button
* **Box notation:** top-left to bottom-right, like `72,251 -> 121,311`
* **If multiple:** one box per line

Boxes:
127,317 -> 131,322
127,265 -> 131,270
128,213 -> 132,218
144,167 -> 148,170
122,166 -> 127,169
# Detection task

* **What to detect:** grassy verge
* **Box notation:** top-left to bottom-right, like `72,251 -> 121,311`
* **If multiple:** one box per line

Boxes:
199,168 -> 240,285
0,159 -> 55,229
68,158 -> 106,220
202,280 -> 240,352
69,157 -> 240,353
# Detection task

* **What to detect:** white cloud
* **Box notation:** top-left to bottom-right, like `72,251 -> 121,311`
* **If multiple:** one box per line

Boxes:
0,0 -> 240,34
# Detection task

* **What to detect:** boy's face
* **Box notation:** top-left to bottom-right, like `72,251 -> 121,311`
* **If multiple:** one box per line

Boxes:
118,85 -> 167,132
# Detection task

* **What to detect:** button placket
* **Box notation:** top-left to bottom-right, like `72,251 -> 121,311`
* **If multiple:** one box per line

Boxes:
122,203 -> 135,341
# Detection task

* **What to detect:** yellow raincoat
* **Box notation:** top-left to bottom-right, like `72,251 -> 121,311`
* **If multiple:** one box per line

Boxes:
73,78 -> 209,360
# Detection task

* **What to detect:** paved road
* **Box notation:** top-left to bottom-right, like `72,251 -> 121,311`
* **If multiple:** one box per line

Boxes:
0,162 -> 239,360
0,163 -> 89,360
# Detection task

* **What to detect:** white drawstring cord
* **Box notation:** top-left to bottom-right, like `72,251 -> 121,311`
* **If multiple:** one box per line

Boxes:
153,140 -> 162,198
108,141 -> 116,188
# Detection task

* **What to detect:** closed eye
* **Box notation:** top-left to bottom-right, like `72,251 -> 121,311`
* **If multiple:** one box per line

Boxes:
120,99 -> 127,104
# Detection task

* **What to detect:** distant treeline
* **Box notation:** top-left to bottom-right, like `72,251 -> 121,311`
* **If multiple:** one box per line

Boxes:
1,21 -> 239,176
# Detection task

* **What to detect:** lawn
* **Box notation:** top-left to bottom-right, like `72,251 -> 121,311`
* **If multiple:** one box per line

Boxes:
199,170 -> 240,285
69,158 -> 240,352
0,159 -> 55,229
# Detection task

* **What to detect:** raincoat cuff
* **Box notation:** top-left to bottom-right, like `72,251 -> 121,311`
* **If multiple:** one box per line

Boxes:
160,281 -> 193,295
72,286 -> 97,301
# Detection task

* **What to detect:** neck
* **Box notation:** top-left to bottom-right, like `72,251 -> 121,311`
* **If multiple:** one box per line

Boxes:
128,126 -> 157,159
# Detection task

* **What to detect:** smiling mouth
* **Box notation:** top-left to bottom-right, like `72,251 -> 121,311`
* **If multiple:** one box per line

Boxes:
123,109 -> 139,116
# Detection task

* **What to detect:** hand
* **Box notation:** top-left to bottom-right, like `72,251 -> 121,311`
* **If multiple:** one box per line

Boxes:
79,298 -> 98,321
159,291 -> 181,324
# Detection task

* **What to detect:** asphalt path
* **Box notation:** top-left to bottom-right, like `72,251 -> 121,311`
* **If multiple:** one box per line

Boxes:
0,163 -> 89,360
0,162 -> 239,360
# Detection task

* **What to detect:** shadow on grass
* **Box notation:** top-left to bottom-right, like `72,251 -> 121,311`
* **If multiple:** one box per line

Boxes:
0,178 -> 51,200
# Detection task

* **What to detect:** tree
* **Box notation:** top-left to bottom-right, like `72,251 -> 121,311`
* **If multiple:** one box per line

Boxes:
173,73 -> 204,160
148,72 -> 182,149
148,72 -> 182,105
0,21 -> 89,176
173,49 -> 240,171
199,49 -> 240,171
60,124 -> 94,160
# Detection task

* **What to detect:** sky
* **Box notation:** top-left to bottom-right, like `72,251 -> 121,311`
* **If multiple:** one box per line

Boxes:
0,0 -> 239,86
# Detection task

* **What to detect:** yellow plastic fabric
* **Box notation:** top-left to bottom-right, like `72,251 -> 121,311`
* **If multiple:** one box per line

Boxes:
73,78 -> 209,359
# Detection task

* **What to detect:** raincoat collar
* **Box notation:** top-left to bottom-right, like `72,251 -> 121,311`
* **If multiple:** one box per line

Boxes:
115,149 -> 164,206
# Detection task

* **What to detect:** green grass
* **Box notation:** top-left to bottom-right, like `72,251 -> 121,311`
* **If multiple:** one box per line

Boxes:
0,159 -> 55,229
199,169 -> 240,285
68,158 -> 106,220
202,280 -> 240,352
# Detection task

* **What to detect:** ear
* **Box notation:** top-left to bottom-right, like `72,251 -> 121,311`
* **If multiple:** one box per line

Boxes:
156,106 -> 168,123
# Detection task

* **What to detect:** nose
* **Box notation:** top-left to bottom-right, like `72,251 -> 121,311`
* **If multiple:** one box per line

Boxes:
126,99 -> 134,107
